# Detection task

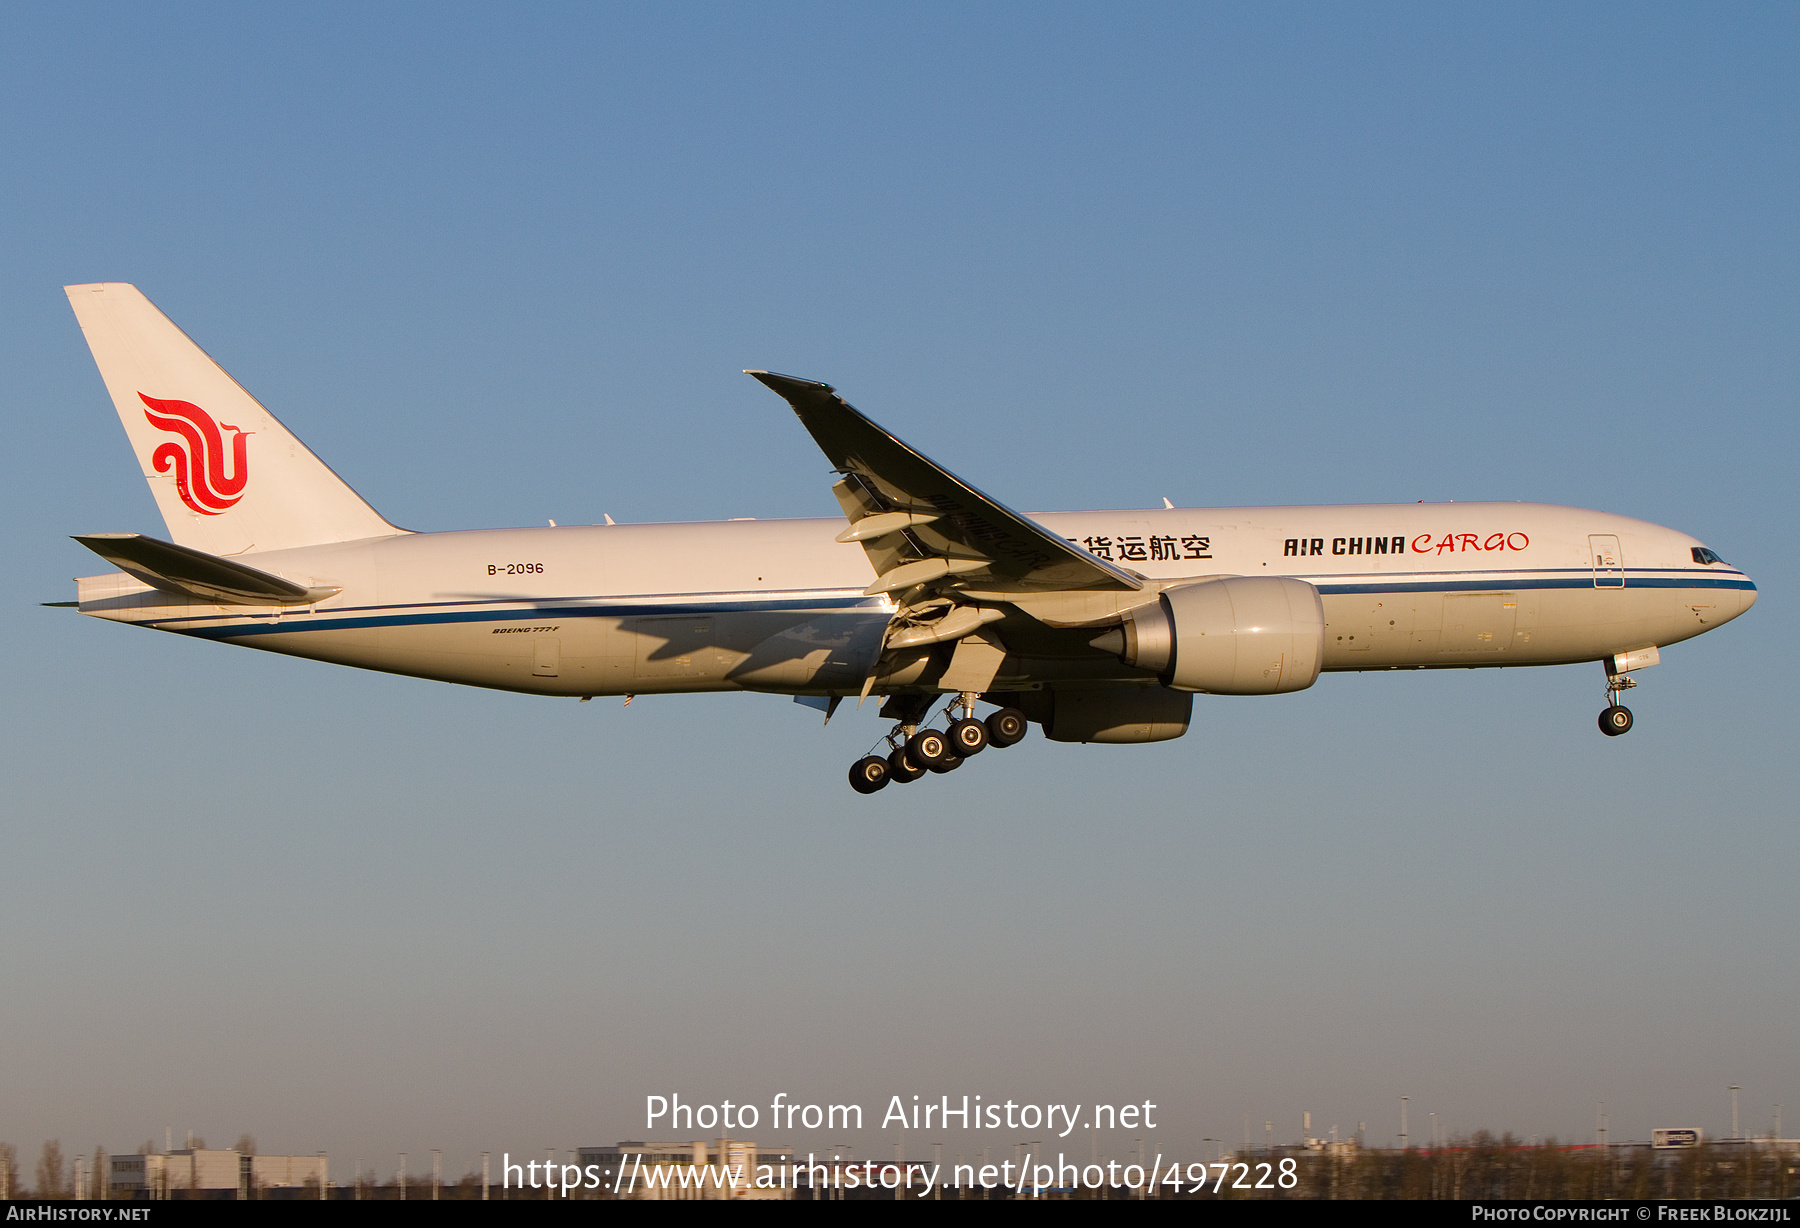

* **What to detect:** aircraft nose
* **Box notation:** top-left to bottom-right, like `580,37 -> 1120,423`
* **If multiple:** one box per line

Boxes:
1740,578 -> 1758,615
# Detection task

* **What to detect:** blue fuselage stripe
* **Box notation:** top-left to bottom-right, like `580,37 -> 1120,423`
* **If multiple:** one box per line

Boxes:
142,571 -> 1753,641
171,595 -> 882,640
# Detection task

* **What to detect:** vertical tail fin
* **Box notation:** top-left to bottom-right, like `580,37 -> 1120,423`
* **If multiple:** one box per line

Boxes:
65,283 -> 402,554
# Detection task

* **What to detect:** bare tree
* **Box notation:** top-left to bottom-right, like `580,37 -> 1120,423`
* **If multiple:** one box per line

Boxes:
92,1146 -> 109,1200
0,1143 -> 18,1199
137,1140 -> 154,1156
36,1141 -> 67,1198
234,1135 -> 256,1157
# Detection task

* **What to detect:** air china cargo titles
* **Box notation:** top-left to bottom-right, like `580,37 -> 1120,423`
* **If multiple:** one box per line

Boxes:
1283,532 -> 1531,557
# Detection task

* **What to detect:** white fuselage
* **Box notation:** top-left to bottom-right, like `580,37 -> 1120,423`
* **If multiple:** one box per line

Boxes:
75,502 -> 1755,698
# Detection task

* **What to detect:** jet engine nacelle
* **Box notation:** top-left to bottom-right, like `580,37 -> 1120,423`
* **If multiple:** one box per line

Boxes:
1101,576 -> 1325,694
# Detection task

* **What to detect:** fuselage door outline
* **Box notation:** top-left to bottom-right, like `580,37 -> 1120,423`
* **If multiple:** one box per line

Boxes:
1589,534 -> 1625,588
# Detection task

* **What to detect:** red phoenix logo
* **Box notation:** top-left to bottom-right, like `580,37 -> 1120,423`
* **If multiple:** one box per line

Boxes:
139,392 -> 251,515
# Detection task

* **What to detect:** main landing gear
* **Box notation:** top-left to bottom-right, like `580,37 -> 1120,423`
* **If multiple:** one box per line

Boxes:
847,693 -> 1029,794
1599,667 -> 1635,737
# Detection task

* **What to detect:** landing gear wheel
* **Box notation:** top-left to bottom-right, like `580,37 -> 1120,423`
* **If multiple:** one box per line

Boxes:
985,707 -> 1028,747
949,717 -> 989,757
926,751 -> 963,774
1599,705 -> 1633,737
849,756 -> 891,793
887,748 -> 926,783
908,728 -> 952,767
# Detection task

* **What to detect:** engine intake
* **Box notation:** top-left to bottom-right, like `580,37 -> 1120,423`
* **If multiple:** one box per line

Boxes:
1099,576 -> 1325,695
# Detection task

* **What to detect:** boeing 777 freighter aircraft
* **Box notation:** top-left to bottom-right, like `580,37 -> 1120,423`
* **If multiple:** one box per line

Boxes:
59,284 -> 1756,792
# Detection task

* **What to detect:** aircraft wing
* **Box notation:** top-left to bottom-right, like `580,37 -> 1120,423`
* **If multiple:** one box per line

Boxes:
747,371 -> 1141,595
72,533 -> 338,606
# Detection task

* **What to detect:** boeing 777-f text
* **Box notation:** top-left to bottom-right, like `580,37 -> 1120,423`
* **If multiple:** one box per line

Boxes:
58,284 -> 1757,792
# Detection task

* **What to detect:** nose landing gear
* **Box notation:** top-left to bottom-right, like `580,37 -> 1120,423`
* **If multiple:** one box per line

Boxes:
846,692 -> 1031,793
1599,667 -> 1636,737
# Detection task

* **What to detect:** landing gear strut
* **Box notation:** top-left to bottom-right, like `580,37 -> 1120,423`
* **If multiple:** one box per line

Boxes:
1599,668 -> 1636,737
846,692 -> 1030,793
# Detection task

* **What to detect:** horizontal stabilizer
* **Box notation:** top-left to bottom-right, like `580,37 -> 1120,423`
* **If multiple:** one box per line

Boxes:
72,533 -> 338,606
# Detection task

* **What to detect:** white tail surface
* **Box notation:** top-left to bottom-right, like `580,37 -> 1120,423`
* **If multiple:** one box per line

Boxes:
66,283 -> 402,555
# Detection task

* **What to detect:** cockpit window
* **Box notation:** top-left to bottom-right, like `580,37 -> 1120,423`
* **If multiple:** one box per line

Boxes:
1692,547 -> 1727,566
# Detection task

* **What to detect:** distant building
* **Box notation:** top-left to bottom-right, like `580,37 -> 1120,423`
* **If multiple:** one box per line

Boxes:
110,1149 -> 325,1199
577,1140 -> 794,1200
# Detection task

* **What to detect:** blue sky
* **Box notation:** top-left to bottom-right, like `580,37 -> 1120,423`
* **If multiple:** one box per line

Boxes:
2,3 -> 1795,1174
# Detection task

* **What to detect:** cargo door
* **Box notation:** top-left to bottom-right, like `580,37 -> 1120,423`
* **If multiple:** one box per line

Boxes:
1589,534 -> 1624,588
